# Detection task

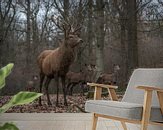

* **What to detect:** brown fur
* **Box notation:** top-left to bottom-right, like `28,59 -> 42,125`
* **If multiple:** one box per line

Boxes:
37,50 -> 53,69
97,73 -> 115,84
96,65 -> 120,84
37,34 -> 83,106
66,71 -> 86,95
66,64 -> 96,95
40,45 -> 75,76
66,71 -> 85,83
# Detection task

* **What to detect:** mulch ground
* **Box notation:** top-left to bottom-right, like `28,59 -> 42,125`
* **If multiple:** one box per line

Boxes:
0,93 -> 123,113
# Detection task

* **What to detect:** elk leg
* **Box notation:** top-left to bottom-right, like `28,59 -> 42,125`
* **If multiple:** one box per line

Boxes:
69,83 -> 74,96
67,82 -> 72,95
39,73 -> 45,106
82,84 -> 85,96
81,82 -> 85,96
70,83 -> 76,95
61,76 -> 68,106
45,77 -> 52,106
55,76 -> 59,107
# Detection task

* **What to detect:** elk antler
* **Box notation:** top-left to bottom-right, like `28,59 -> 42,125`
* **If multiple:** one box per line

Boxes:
51,15 -> 71,38
51,15 -> 82,37
74,25 -> 82,33
62,23 -> 71,38
73,24 -> 82,35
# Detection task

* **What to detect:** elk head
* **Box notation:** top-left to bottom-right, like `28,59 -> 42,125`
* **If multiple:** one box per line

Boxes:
51,15 -> 83,48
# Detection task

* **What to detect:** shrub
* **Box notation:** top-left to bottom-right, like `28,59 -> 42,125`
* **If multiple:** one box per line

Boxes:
0,63 -> 42,130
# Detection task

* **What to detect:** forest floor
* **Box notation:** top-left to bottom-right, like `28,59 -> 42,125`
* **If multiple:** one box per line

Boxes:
0,93 -> 123,113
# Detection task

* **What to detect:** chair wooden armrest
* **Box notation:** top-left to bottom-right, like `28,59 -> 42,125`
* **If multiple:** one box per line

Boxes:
87,82 -> 118,89
136,85 -> 163,129
87,82 -> 118,101
137,86 -> 163,92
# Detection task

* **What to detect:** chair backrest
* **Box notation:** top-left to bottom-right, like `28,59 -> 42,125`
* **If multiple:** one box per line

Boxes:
122,68 -> 163,107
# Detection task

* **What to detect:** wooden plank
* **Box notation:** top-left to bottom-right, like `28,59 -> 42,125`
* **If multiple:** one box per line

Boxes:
121,121 -> 127,130
108,88 -> 118,101
141,90 -> 153,130
95,113 -> 141,124
95,113 -> 163,127
157,91 -> 163,114
87,83 -> 118,89
92,113 -> 98,130
137,86 -> 163,92
150,121 -> 163,126
94,86 -> 102,100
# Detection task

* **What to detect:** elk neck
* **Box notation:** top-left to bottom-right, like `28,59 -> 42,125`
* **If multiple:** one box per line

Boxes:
56,41 -> 77,72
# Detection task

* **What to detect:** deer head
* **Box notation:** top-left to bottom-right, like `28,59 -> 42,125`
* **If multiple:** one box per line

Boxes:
51,15 -> 83,48
113,64 -> 120,73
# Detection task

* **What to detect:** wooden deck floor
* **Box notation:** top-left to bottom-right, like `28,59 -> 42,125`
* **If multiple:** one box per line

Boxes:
0,113 -> 124,130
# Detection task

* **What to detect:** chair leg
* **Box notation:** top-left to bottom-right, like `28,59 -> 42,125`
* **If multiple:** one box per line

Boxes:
121,121 -> 127,130
92,113 -> 98,130
141,90 -> 152,130
141,123 -> 148,130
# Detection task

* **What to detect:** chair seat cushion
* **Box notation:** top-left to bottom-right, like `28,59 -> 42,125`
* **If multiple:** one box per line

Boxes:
85,100 -> 163,122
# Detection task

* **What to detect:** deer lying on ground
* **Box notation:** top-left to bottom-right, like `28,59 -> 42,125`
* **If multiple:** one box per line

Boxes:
96,65 -> 120,84
66,64 -> 97,95
66,70 -> 86,95
37,16 -> 83,106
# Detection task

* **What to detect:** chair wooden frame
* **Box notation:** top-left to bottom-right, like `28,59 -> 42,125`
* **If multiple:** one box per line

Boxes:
87,83 -> 163,130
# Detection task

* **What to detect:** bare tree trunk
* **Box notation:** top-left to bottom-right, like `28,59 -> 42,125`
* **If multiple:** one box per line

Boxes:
119,0 -> 128,88
76,0 -> 85,71
31,3 -> 39,57
87,0 -> 94,64
126,0 -> 138,78
64,0 -> 69,20
95,0 -> 105,78
26,0 -> 31,66
0,0 -> 16,66
111,0 -> 128,88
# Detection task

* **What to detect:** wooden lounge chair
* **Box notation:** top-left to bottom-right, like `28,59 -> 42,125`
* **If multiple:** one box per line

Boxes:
85,68 -> 163,130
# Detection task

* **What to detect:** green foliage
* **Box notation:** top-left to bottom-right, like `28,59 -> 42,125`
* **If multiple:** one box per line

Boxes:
0,64 -> 42,130
10,91 -> 42,106
0,63 -> 14,89
0,123 -> 19,130
0,91 -> 42,113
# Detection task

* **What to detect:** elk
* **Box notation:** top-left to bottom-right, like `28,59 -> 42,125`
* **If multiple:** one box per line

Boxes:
66,70 -> 87,95
66,64 -> 97,95
96,65 -> 120,84
37,16 -> 83,106
66,71 -> 82,95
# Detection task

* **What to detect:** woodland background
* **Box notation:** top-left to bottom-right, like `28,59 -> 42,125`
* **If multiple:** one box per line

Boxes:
0,0 -> 163,95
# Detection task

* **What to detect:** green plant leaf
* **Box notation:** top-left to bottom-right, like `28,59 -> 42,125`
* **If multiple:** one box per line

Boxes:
0,63 -> 14,89
0,123 -> 19,130
0,101 -> 13,113
10,91 -> 42,106
0,92 -> 42,113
